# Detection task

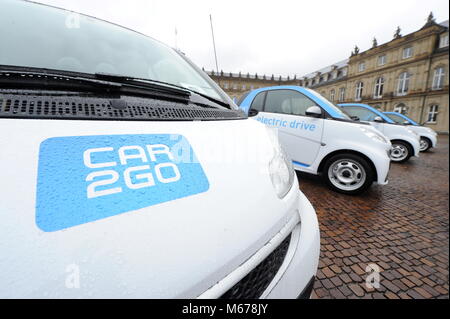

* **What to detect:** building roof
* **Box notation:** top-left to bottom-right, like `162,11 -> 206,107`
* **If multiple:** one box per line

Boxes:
302,59 -> 349,80
205,70 -> 294,82
300,19 -> 449,84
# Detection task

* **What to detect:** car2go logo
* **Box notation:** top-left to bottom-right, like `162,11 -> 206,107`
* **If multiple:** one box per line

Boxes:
36,134 -> 209,232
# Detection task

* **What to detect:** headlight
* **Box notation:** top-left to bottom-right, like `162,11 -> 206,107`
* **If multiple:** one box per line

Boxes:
266,129 -> 295,198
359,126 -> 388,144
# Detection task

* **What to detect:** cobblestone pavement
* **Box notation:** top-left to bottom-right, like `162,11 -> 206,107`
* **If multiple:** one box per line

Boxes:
300,135 -> 449,299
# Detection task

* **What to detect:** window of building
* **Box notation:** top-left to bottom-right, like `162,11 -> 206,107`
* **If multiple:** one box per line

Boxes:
358,62 -> 366,72
242,84 -> 246,91
223,82 -> 229,89
264,89 -> 317,116
250,85 -> 254,90
427,105 -> 439,123
432,67 -> 445,90
232,83 -> 237,90
378,55 -> 387,66
402,47 -> 413,59
339,87 -> 346,102
374,77 -> 384,98
393,103 -> 408,115
397,72 -> 410,95
330,89 -> 335,102
355,82 -> 364,100
440,34 -> 449,48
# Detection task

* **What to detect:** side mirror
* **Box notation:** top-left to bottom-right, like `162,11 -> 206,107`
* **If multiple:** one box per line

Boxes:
374,116 -> 384,123
248,108 -> 259,117
403,121 -> 410,125
305,106 -> 322,118
350,116 -> 360,121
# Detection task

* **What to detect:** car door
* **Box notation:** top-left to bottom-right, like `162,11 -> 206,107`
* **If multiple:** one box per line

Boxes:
254,89 -> 324,167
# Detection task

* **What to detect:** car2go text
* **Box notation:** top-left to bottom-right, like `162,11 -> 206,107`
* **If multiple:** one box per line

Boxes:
84,143 -> 181,199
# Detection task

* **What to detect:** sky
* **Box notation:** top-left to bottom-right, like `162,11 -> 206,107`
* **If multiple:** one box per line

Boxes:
33,0 -> 449,78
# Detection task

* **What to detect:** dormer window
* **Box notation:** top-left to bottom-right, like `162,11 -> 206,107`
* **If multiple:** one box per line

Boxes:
358,62 -> 366,72
402,46 -> 413,59
440,34 -> 449,48
378,55 -> 387,66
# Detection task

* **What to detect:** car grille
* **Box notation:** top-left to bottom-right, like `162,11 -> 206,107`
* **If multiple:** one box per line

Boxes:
219,234 -> 292,299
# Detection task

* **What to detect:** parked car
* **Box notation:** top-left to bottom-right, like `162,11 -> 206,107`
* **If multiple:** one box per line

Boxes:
0,0 -> 320,299
339,103 -> 420,163
383,112 -> 438,152
239,86 -> 392,195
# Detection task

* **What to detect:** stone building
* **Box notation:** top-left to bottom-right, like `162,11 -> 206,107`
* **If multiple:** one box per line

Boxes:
207,14 -> 449,133
204,70 -> 297,102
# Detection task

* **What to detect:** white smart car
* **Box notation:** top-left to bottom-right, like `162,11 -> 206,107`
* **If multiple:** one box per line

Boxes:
339,103 -> 421,163
239,86 -> 392,195
383,112 -> 438,152
0,0 -> 320,299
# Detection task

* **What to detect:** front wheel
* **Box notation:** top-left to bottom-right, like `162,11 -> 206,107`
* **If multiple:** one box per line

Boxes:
390,140 -> 412,163
419,137 -> 431,152
323,154 -> 374,195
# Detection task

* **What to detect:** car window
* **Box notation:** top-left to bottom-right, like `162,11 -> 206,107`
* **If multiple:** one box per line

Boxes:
265,90 -> 316,116
386,113 -> 408,124
343,106 -> 380,122
237,91 -> 250,106
250,92 -> 266,111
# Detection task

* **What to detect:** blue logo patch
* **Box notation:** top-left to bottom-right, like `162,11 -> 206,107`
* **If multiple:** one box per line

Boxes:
36,134 -> 209,232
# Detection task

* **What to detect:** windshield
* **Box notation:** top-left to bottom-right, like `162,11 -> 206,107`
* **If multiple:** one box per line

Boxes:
306,90 -> 351,120
342,106 -> 381,122
385,113 -> 409,124
0,0 -> 223,102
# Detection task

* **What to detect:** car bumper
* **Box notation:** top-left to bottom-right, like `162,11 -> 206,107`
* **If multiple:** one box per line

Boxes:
429,134 -> 438,148
411,138 -> 421,157
263,191 -> 320,299
197,187 -> 320,299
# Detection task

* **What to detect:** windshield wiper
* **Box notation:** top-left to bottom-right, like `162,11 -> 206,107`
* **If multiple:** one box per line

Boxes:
0,66 -> 191,103
95,72 -> 232,110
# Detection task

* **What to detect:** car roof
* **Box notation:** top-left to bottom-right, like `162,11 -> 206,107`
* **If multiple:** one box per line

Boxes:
338,103 -> 395,124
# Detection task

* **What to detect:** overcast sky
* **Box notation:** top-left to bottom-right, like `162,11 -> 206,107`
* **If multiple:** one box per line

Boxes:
33,0 -> 449,77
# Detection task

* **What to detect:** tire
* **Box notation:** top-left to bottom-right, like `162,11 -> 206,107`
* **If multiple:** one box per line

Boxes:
390,140 -> 412,163
419,137 -> 432,152
323,153 -> 374,195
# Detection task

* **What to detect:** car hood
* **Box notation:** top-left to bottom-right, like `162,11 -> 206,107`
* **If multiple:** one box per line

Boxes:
408,125 -> 436,136
0,117 -> 299,298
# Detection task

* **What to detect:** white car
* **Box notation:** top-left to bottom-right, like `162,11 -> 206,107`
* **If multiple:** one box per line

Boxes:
339,104 -> 421,163
0,0 -> 320,299
383,112 -> 438,152
239,86 -> 392,195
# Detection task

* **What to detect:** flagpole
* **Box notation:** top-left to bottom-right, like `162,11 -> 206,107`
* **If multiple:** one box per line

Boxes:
209,14 -> 219,74
174,27 -> 178,50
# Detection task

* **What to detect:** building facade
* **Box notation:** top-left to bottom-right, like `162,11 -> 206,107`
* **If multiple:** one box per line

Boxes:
207,14 -> 449,133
